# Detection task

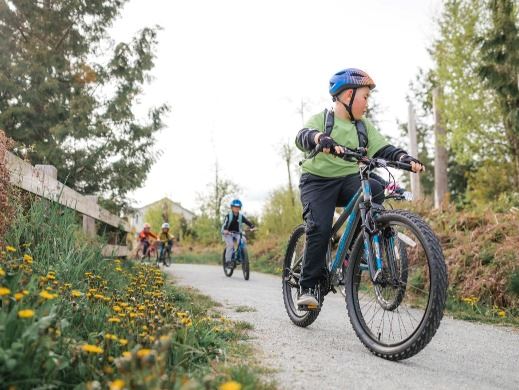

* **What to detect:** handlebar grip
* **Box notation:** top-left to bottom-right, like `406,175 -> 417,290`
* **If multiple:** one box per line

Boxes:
390,161 -> 415,172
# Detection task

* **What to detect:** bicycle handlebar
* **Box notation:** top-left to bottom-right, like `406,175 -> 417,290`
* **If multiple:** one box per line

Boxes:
315,144 -> 417,172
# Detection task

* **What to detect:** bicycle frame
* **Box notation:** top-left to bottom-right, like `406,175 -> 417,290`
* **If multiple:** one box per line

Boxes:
232,233 -> 246,262
326,162 -> 391,283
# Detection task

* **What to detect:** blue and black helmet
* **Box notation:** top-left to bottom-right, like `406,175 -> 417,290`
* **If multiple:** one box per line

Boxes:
329,68 -> 376,97
230,199 -> 242,208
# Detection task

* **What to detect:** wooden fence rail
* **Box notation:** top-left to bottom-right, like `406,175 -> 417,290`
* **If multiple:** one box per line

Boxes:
5,151 -> 130,257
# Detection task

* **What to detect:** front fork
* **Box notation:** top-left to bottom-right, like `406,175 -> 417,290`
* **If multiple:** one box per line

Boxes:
359,176 -> 386,283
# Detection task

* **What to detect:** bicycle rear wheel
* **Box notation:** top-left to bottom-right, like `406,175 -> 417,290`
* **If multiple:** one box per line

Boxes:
345,210 -> 447,360
222,249 -> 234,277
282,224 -> 320,327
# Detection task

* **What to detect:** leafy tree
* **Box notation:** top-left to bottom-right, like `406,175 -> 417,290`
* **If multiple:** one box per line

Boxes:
197,161 -> 240,229
432,0 -> 505,166
260,187 -> 302,238
0,0 -> 168,210
477,0 -> 519,186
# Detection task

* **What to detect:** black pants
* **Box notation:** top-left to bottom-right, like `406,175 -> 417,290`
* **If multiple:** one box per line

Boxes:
299,173 -> 385,288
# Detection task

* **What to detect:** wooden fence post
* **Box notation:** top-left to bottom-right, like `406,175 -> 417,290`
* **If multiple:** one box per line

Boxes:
83,195 -> 98,238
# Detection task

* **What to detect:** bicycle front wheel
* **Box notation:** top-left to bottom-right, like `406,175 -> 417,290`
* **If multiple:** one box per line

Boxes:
345,210 -> 447,360
222,249 -> 234,277
164,249 -> 171,267
242,248 -> 250,281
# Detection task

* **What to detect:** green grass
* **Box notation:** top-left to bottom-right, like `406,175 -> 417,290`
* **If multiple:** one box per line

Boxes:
235,305 -> 257,313
0,197 -> 275,389
174,250 -> 221,265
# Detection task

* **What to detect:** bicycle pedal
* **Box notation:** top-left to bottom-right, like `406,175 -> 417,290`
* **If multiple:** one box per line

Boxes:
297,304 -> 320,312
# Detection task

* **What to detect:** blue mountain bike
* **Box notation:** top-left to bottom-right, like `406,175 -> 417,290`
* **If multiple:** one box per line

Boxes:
222,232 -> 250,280
282,146 -> 447,360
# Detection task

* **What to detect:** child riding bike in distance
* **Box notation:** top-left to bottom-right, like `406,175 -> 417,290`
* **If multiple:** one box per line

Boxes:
221,199 -> 256,265
159,222 -> 174,264
138,222 -> 157,259
294,68 -> 424,307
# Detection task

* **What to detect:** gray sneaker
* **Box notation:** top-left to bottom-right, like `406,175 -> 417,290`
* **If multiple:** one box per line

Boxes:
296,287 -> 318,306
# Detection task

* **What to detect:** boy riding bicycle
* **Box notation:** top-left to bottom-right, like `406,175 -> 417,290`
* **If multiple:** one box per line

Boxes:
159,222 -> 174,263
221,199 -> 255,265
294,68 -> 424,307
138,222 -> 157,259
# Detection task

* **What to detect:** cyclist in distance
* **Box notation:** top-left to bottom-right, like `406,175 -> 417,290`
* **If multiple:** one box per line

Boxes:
159,222 -> 174,264
138,222 -> 157,259
221,199 -> 256,266
294,68 -> 424,307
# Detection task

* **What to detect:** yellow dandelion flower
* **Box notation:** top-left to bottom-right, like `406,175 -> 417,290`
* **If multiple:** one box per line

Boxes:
115,267 -> 122,272
23,254 -> 33,263
18,309 -> 35,318
0,287 -> 11,296
219,381 -> 242,390
109,379 -> 125,390
103,365 -> 114,374
118,338 -> 128,346
122,351 -> 131,358
108,317 -> 121,323
39,290 -> 57,300
81,344 -> 104,354
0,268 -> 5,277
6,246 -> 16,253
113,305 -> 122,312
105,333 -> 118,341
14,292 -> 24,301
136,348 -> 152,359
46,274 -> 56,280
94,294 -> 104,299
498,310 -> 506,318
71,290 -> 82,297
22,290 -> 29,296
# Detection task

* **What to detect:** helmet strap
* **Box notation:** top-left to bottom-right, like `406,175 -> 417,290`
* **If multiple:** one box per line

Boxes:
336,88 -> 357,122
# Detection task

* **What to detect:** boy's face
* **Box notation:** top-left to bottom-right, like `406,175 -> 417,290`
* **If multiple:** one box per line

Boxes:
144,226 -> 150,231
231,206 -> 241,214
162,228 -> 169,232
340,86 -> 370,120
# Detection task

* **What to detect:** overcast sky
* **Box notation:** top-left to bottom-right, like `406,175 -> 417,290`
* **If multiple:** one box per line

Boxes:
110,0 -> 442,215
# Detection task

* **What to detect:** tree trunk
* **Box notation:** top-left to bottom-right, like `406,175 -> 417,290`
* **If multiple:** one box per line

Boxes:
408,102 -> 422,200
433,88 -> 449,209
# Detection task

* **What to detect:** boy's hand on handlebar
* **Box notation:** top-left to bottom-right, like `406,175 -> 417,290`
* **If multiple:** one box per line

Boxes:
223,230 -> 229,235
314,133 -> 344,155
399,154 -> 425,173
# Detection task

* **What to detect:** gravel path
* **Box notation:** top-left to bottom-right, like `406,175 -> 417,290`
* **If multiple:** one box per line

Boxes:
165,264 -> 519,390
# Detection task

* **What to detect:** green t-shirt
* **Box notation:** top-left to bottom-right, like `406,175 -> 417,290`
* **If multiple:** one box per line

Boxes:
297,111 -> 389,178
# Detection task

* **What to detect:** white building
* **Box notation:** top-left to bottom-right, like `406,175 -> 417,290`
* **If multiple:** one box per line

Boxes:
130,197 -> 195,232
